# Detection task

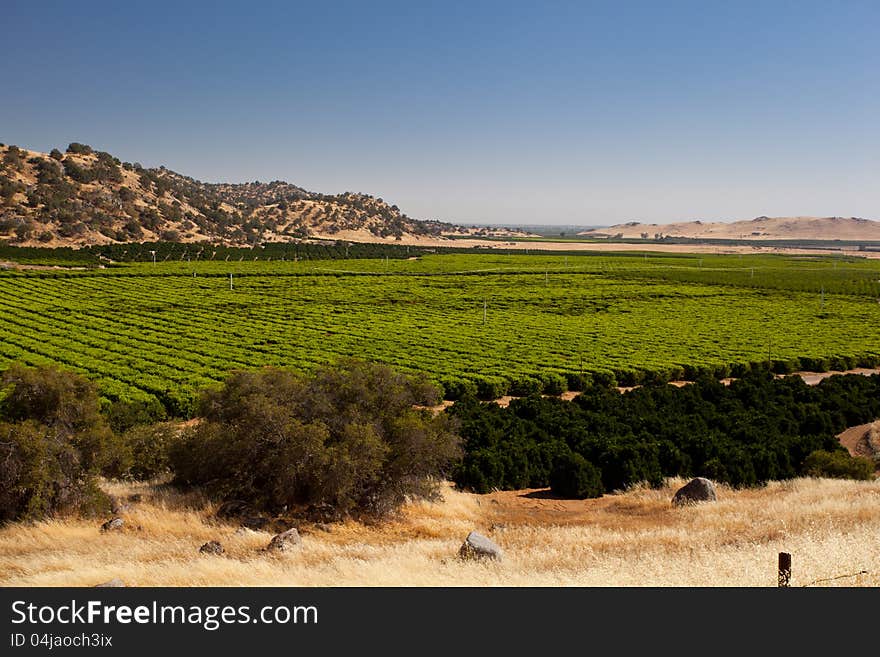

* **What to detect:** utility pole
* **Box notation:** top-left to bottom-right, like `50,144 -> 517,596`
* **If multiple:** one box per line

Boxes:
229,272 -> 233,290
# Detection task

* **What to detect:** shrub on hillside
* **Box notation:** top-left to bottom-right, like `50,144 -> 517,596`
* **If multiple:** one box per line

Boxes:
169,360 -> 462,520
2,146 -> 23,171
0,363 -> 121,474
66,142 -> 93,155
106,397 -> 168,433
0,421 -> 109,522
802,450 -> 874,481
550,452 -> 604,499
0,364 -> 121,522
121,421 -> 179,480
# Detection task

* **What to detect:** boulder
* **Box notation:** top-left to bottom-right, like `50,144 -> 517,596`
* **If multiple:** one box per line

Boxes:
199,540 -> 224,555
108,495 -> 127,515
94,578 -> 125,587
459,531 -> 502,561
267,528 -> 301,552
100,517 -> 124,532
672,477 -> 717,506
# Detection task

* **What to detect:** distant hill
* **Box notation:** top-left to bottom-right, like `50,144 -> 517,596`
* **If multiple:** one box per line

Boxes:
0,142 -> 462,247
579,216 -> 880,241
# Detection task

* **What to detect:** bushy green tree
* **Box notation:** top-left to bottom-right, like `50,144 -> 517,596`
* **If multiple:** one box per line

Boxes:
0,364 -> 123,522
66,142 -> 93,155
550,451 -> 603,499
105,397 -> 167,433
803,450 -> 874,480
2,146 -> 23,171
0,421 -> 108,522
120,422 -> 178,480
169,360 -> 461,520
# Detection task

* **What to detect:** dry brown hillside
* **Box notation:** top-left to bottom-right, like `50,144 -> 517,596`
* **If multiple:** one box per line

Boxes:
581,216 -> 880,241
0,142 -> 458,247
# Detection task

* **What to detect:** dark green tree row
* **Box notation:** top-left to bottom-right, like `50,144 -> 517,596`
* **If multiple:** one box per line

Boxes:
449,371 -> 879,495
81,240 -> 436,263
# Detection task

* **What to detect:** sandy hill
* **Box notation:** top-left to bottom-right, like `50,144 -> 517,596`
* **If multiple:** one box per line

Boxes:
0,142 -> 463,247
580,216 -> 880,241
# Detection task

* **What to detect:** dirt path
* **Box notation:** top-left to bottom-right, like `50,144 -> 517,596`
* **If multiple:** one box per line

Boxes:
417,368 -> 880,414
491,368 -> 880,407
0,260 -> 90,271
792,368 -> 880,385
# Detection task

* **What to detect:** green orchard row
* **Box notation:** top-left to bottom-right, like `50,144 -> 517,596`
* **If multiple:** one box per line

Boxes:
2,252 -> 880,416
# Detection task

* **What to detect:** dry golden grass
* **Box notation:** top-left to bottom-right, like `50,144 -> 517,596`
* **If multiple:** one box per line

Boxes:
1,477 -> 878,587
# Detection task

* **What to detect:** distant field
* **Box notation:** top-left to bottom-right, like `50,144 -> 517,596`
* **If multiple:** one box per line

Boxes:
3,252 -> 880,415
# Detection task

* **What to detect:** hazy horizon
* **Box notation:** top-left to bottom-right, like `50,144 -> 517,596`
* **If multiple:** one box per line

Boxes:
4,1 -> 879,226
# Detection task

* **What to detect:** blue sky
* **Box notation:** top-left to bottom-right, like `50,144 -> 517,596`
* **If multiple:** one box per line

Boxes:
3,1 -> 878,225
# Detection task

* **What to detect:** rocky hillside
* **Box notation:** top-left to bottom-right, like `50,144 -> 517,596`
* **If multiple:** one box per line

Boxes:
580,216 -> 880,241
0,142 -> 457,246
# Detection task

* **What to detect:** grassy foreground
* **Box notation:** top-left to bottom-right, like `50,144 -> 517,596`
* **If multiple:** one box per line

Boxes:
1,477 -> 878,587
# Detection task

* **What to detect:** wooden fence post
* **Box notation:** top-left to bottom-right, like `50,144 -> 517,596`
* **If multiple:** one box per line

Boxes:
778,552 -> 791,587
